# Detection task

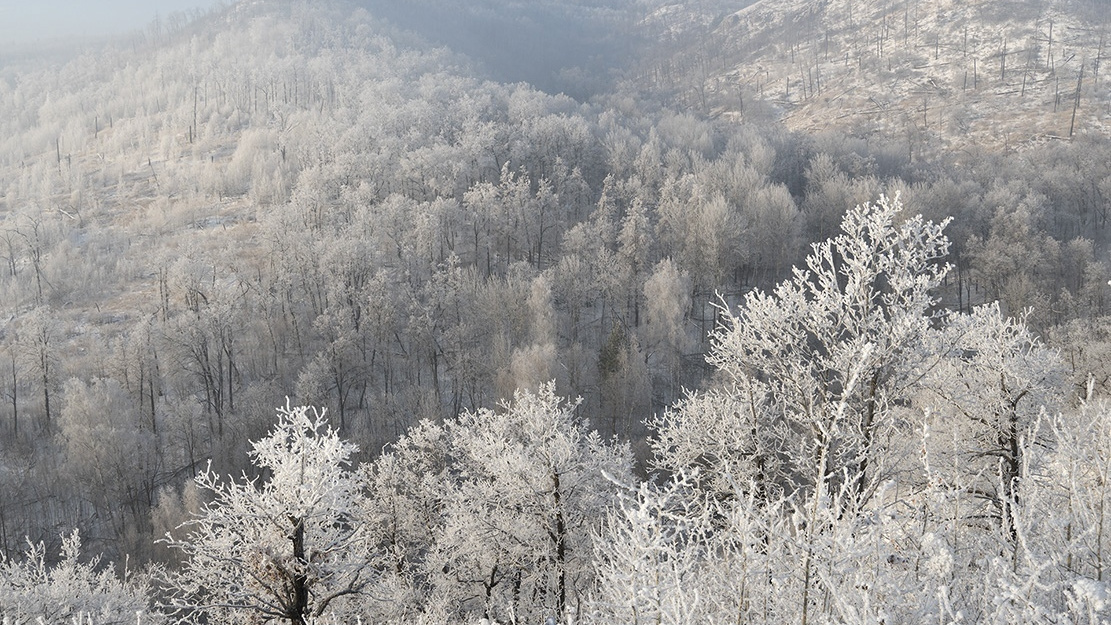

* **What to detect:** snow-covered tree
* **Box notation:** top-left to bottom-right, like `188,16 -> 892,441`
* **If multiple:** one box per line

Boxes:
0,529 -> 158,625
655,194 -> 951,506
59,377 -> 158,543
587,471 -> 716,624
438,383 -> 632,622
360,418 -> 452,620
921,302 -> 1066,541
640,258 -> 694,400
636,194 -> 1102,624
365,382 -> 633,624
161,402 -> 374,625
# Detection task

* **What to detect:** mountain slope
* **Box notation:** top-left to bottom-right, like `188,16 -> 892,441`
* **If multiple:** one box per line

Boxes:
639,0 -> 1110,153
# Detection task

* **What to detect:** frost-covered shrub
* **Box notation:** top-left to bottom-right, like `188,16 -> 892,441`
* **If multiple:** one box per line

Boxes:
0,529 -> 158,625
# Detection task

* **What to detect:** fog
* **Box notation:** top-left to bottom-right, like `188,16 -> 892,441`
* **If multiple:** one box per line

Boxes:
0,0 -> 226,48
358,0 -> 642,100
0,0 -> 642,96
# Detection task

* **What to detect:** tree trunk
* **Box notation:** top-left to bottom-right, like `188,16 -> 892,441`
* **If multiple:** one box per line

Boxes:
290,516 -> 309,625
9,351 -> 16,436
552,471 -> 567,619
40,346 -> 50,430
853,372 -> 880,506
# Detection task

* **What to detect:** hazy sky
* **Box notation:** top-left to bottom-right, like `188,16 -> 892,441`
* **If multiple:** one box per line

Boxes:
0,1 -> 228,47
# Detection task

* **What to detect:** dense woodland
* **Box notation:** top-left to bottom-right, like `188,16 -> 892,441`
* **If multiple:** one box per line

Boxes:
2,0 -> 1111,622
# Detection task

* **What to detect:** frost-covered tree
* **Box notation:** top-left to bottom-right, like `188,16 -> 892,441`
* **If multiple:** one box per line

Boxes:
364,382 -> 633,624
18,306 -> 60,431
59,377 -> 158,543
438,384 -> 631,622
497,274 -> 561,397
640,258 -> 694,399
588,472 -> 717,624
655,194 -> 951,505
161,402 -> 374,625
588,466 -> 935,625
635,194 -> 1105,624
1034,402 -> 1111,616
921,303 -> 1066,541
360,418 -> 451,621
0,529 -> 158,625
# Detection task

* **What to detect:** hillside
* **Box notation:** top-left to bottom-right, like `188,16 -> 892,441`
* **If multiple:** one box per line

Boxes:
2,0 -> 1111,595
0,0 -> 685,561
637,0 -> 1111,154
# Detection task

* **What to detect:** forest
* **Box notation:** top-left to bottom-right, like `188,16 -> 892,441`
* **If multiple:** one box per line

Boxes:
1,0 -> 1111,622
